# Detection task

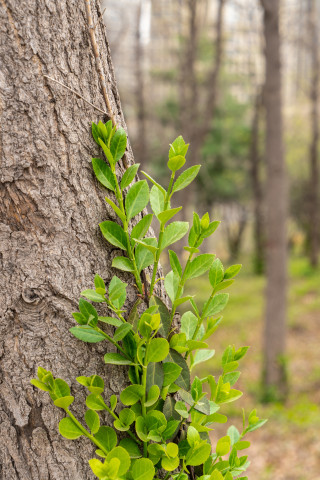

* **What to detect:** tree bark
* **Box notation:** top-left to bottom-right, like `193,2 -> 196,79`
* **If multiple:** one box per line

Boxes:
250,91 -> 265,274
0,1 -> 153,478
261,0 -> 288,400
308,0 -> 319,267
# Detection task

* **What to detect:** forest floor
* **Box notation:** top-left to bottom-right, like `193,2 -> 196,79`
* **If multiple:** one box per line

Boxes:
187,256 -> 320,480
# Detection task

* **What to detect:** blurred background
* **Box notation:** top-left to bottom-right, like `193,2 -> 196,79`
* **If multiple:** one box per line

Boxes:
102,1 -> 319,478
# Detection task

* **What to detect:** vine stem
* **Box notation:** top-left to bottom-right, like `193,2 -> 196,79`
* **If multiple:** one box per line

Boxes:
96,326 -> 130,359
149,172 -> 175,298
65,409 -> 109,455
140,339 -> 150,457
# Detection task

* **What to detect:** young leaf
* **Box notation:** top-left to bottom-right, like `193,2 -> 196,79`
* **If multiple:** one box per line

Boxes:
171,165 -> 201,194
109,276 -> 127,308
59,417 -> 83,440
180,311 -> 198,340
125,180 -> 149,220
147,338 -> 170,363
100,221 -> 127,250
94,274 -> 106,292
216,436 -> 231,456
113,323 -> 132,342
150,185 -> 165,216
204,293 -> 229,317
69,326 -> 106,343
120,385 -> 145,405
104,353 -> 133,365
54,396 -> 74,409
164,270 -> 180,303
209,258 -> 224,288
169,135 -> 189,158
168,249 -> 182,277
149,296 -> 171,337
135,238 -> 157,273
185,254 -> 215,280
105,196 -> 126,224
112,256 -> 135,272
141,171 -> 166,196
98,138 -> 115,166
86,394 -> 108,411
92,158 -> 116,191
224,264 -> 242,279
131,214 -> 153,243
131,458 -> 155,480
110,127 -> 127,162
85,410 -> 100,434
175,401 -> 189,418
81,289 -> 105,303
121,163 -> 140,190
79,299 -> 98,322
162,221 -> 189,249
157,207 -> 182,225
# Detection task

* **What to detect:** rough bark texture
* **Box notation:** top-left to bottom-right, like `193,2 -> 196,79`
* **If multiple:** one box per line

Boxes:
261,0 -> 288,399
0,1 -> 159,478
308,0 -> 319,267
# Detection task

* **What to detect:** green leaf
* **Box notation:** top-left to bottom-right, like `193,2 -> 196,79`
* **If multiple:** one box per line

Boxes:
245,419 -> 268,432
98,138 -> 115,166
162,419 -> 180,440
204,294 -> 229,317
104,353 -> 132,365
119,408 -> 135,426
131,458 -> 155,480
201,220 -> 220,238
227,426 -> 240,445
72,312 -> 87,325
168,249 -> 182,277
164,349 -> 190,390
209,259 -> 224,288
121,163 -> 140,190
135,238 -> 157,273
112,256 -> 135,272
175,401 -> 189,418
81,289 -> 105,303
147,338 -> 170,363
79,299 -> 98,322
94,274 -> 106,292
131,214 -> 153,244
53,378 -> 70,398
162,362 -> 182,387
162,456 -> 180,471
110,127 -> 127,162
145,385 -> 160,407
120,385 -> 144,405
192,349 -> 215,369
100,221 -> 127,250
146,362 -> 164,392
125,180 -> 149,220
216,435 -> 231,456
98,316 -> 122,327
149,295 -> 171,337
92,122 -> 100,143
88,458 -> 110,478
54,396 -> 74,409
186,442 -> 211,466
109,276 -> 127,308
141,171 -> 166,195
214,279 -> 234,292
87,375 -> 104,395
30,379 -> 51,392
162,221 -> 189,249
187,425 -> 200,447
85,410 -> 100,434
187,340 -> 208,352
104,196 -> 126,224
86,394 -> 107,411
172,165 -> 200,193
163,396 -> 181,421
59,417 -> 83,439
92,158 -> 116,191
185,254 -> 215,280
119,438 -> 142,458
224,264 -> 242,279
169,135 -> 189,158
180,311 -> 198,340
107,446 -> 131,476
164,270 -> 180,303
70,326 -> 105,343
150,185 -> 165,216
168,155 -> 186,172
157,207 -> 182,225
113,323 -> 133,341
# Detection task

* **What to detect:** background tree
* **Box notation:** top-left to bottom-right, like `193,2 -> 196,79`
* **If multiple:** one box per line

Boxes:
0,1 -> 154,478
260,0 -> 288,400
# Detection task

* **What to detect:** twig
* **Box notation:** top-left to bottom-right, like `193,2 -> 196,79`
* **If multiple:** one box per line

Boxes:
43,75 -> 107,115
91,7 -> 106,29
84,0 -> 117,126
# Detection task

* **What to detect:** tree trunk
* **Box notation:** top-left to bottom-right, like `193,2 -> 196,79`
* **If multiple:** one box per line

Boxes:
261,0 -> 288,400
250,91 -> 265,274
308,0 -> 319,267
0,1 -> 149,478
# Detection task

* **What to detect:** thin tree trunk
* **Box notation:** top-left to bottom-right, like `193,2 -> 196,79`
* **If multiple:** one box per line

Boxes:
0,1 -> 154,478
308,0 -> 319,267
250,91 -> 265,274
261,0 -> 288,400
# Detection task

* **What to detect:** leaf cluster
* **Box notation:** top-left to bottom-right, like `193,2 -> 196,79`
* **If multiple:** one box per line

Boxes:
31,122 -> 266,480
